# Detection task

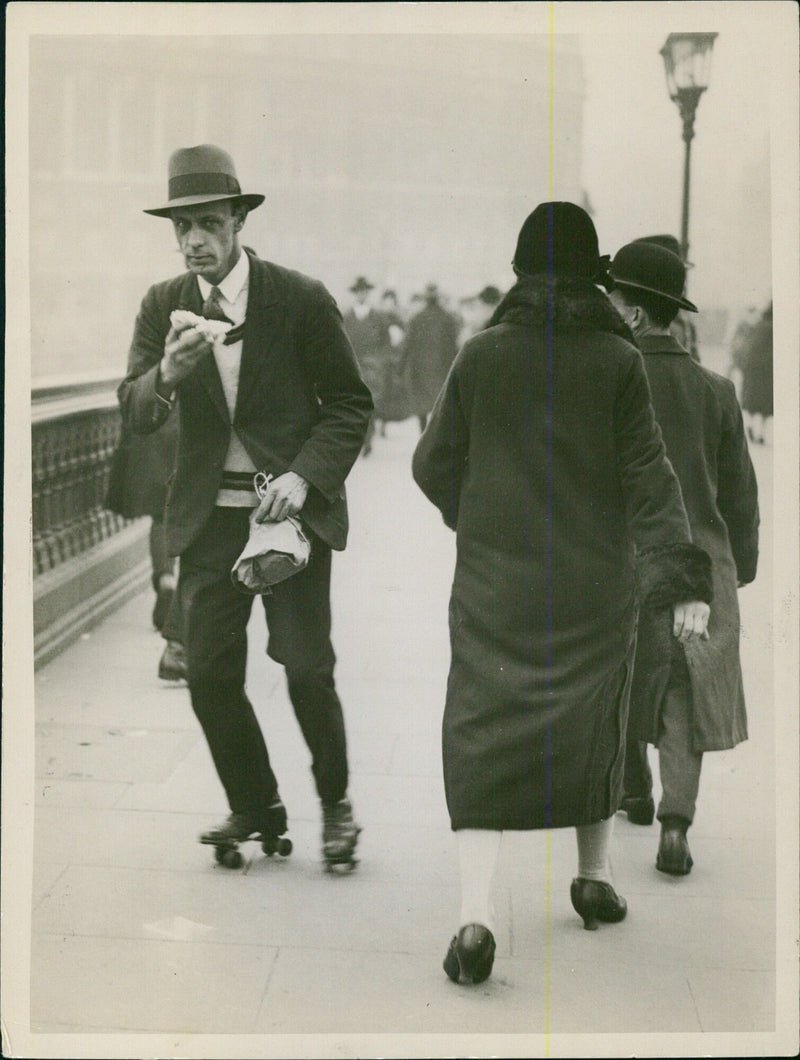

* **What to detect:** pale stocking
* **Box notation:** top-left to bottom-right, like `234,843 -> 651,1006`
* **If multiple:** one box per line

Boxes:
456,828 -> 502,934
575,816 -> 615,883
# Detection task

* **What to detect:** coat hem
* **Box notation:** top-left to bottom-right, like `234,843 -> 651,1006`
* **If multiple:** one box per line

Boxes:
449,810 -> 620,832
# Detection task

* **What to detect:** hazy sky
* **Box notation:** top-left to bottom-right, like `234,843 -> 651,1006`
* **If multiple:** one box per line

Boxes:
12,0 -> 794,344
575,4 -> 778,312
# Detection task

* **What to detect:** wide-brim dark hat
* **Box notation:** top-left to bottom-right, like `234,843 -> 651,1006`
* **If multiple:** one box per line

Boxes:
608,242 -> 698,312
632,233 -> 694,269
144,144 -> 265,217
460,285 -> 503,307
477,285 -> 502,305
349,276 -> 375,293
512,202 -> 609,282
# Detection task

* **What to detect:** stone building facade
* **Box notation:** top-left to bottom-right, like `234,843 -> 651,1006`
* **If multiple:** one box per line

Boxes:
29,34 -> 585,379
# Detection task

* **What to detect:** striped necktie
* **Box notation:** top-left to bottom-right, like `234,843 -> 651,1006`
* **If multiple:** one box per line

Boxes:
202,286 -> 244,345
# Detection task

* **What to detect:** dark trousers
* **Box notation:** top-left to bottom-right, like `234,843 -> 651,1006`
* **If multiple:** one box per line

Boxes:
149,518 -> 175,589
161,588 -> 184,645
623,738 -> 653,800
179,507 -> 349,819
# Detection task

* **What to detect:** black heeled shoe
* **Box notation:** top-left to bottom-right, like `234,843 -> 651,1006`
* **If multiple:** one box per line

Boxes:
570,878 -> 627,931
443,924 -> 496,984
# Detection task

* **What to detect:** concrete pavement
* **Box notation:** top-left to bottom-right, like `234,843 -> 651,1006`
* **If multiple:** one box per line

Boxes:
26,419 -> 786,1056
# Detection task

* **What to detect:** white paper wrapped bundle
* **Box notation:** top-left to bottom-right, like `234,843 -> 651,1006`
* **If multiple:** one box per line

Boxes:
170,309 -> 232,344
231,513 -> 311,594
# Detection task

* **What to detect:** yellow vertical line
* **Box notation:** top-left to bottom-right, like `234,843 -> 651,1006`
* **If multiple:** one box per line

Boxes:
545,4 -> 555,1056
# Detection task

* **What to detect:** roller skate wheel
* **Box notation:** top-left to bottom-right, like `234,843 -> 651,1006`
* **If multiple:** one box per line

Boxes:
325,857 -> 357,874
277,837 -> 293,857
221,848 -> 243,869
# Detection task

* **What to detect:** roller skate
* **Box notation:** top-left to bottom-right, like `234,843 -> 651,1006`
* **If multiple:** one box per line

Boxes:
321,796 -> 361,873
200,800 -> 292,869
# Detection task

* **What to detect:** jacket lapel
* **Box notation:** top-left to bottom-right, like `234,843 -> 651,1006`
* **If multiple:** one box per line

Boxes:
176,272 -> 230,424
234,253 -> 282,422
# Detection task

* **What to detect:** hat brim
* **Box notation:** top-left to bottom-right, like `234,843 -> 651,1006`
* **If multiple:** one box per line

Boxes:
144,192 -> 265,218
610,277 -> 698,313
349,283 -> 375,292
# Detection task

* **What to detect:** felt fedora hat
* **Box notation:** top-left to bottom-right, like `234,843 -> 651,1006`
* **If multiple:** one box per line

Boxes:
144,144 -> 265,217
608,242 -> 698,312
477,285 -> 502,305
632,233 -> 694,269
349,276 -> 375,293
512,202 -> 609,282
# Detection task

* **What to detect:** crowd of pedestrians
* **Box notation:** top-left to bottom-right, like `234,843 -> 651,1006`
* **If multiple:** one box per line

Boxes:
341,277 -> 505,449
109,143 -> 765,989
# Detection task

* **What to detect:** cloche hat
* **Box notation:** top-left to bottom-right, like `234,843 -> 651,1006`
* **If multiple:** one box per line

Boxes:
608,242 -> 698,312
512,202 -> 609,282
144,144 -> 265,217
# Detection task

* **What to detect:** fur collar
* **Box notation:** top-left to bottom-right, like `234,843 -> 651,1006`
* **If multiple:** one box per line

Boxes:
488,275 -> 634,342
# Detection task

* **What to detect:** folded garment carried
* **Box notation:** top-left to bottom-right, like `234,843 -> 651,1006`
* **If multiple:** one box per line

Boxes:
231,511 -> 311,594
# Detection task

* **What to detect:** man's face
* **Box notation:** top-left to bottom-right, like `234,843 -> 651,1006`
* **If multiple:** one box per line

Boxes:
171,200 -> 245,284
608,288 -> 636,330
354,288 -> 371,307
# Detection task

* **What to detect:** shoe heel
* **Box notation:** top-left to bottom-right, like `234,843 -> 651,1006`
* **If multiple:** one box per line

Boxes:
443,924 -> 496,984
570,877 -> 627,930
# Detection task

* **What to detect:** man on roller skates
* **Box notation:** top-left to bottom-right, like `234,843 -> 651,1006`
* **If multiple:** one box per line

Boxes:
119,145 -> 372,870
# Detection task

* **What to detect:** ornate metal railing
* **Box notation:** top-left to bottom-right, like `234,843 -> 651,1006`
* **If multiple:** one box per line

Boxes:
32,374 -> 131,576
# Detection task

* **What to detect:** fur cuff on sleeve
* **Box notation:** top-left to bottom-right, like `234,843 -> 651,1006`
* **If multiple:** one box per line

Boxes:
636,543 -> 713,609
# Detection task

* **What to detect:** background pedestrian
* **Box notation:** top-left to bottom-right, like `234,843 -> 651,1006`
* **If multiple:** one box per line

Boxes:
403,283 -> 459,433
607,240 -> 759,874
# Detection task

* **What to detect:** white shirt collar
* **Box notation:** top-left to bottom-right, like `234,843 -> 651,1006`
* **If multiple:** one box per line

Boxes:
197,249 -> 250,305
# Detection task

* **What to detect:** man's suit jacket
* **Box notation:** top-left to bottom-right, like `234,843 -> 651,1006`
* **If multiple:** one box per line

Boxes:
118,249 -> 373,556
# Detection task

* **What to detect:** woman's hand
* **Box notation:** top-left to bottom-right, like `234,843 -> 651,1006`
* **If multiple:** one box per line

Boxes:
672,600 -> 710,642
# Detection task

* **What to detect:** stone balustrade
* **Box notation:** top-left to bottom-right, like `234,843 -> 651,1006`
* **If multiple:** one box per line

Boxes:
32,378 -> 128,576
32,375 -> 151,667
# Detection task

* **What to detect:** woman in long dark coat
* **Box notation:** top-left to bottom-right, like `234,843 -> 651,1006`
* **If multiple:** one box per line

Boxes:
412,203 -> 713,986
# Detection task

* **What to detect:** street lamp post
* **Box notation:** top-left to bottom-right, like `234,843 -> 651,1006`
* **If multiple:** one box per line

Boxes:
659,32 -> 718,263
